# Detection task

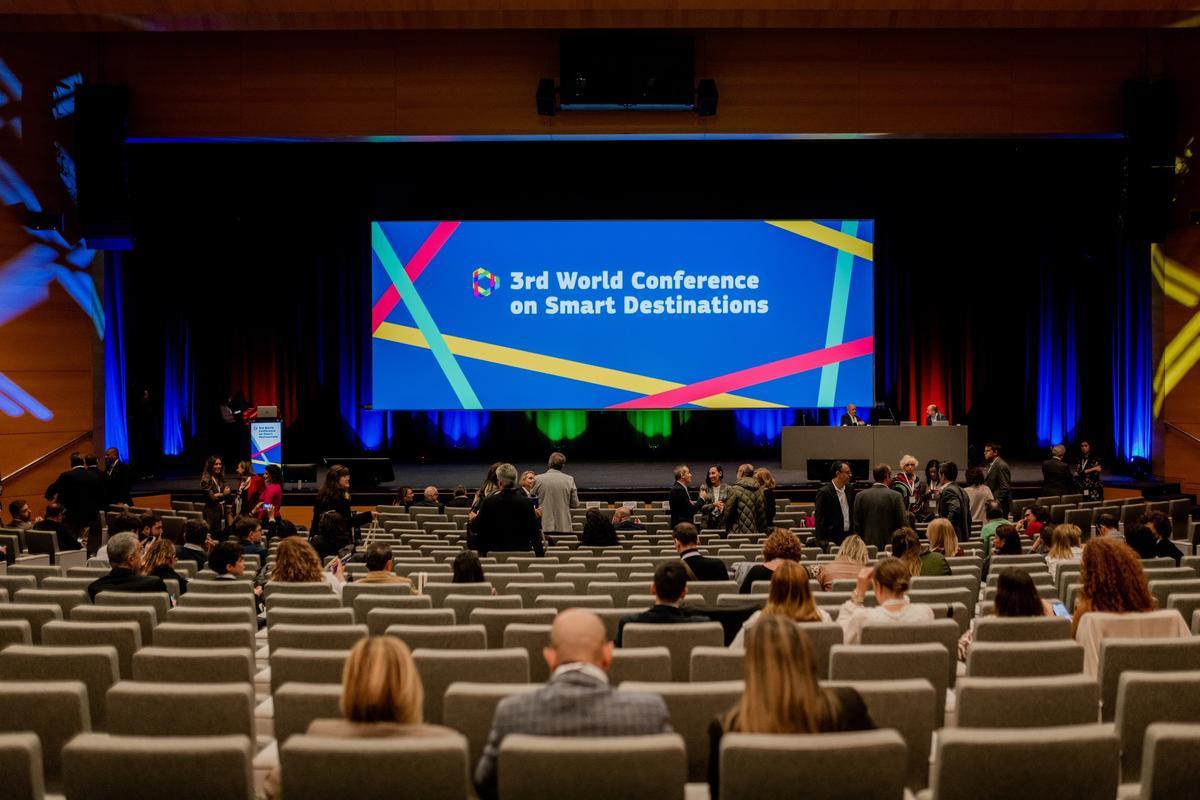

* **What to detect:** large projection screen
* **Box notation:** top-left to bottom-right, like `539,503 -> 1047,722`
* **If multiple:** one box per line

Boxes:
370,219 -> 874,410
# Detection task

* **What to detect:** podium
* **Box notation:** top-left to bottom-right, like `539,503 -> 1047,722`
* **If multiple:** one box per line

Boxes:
782,425 -> 968,479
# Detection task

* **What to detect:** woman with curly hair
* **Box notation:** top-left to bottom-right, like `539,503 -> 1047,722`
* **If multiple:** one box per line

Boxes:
738,528 -> 805,593
732,560 -> 831,646
269,536 -> 345,594
1071,537 -> 1154,638
142,537 -> 188,595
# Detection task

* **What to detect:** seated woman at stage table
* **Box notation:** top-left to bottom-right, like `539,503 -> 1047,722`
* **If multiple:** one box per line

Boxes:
738,529 -> 804,593
815,534 -> 870,590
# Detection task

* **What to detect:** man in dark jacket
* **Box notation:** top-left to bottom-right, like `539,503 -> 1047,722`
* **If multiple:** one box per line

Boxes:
668,465 -> 706,529
814,461 -> 854,549
983,442 -> 1012,516
470,463 -> 543,557
32,502 -> 81,553
935,461 -> 972,542
175,520 -> 212,570
104,447 -> 134,507
723,464 -> 768,536
853,464 -> 907,550
1041,445 -> 1076,496
615,560 -> 709,646
46,452 -> 104,554
88,532 -> 168,601
672,523 -> 729,581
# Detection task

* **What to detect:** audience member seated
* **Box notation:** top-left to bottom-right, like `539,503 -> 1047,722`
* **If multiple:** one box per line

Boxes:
1071,537 -> 1156,638
1016,504 -> 1049,541
468,463 -> 543,557
393,485 -> 415,509
1030,523 -> 1055,555
957,570 -> 1056,660
581,507 -> 619,547
136,513 -> 163,551
1093,512 -> 1124,544
982,523 -> 1024,581
927,517 -> 964,558
738,528 -> 804,593
723,463 -> 768,537
475,609 -> 671,800
309,509 -> 353,562
451,550 -> 487,584
893,527 -> 950,577
708,616 -> 874,800
265,635 -> 457,799
1046,523 -> 1083,578
7,499 -> 36,531
31,502 -> 80,552
672,522 -> 729,581
612,506 -> 646,532
357,541 -> 414,591
1139,511 -> 1183,565
90,512 -> 141,566
412,485 -> 444,512
209,540 -> 247,579
978,500 -> 1007,558
175,519 -> 212,570
615,560 -> 710,646
732,560 -> 831,647
269,536 -> 346,595
274,519 -> 301,539
88,532 -> 169,601
1125,525 -> 1158,560
142,538 -> 189,595
838,556 -> 935,644
446,484 -> 473,508
815,535 -> 869,591
230,514 -> 268,562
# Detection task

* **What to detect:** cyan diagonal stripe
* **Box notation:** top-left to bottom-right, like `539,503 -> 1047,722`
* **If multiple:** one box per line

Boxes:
0,371 -> 53,420
371,223 -> 482,410
817,220 -> 860,407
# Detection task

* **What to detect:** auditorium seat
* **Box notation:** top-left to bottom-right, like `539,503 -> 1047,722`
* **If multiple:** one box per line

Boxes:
862,620 -> 960,687
176,592 -> 257,615
0,604 -> 60,644
0,645 -> 118,729
443,682 -> 540,767
188,579 -> 255,595
71,605 -> 156,645
622,623 -> 725,682
0,576 -> 37,597
719,729 -> 906,800
0,619 -> 32,649
487,573 -> 545,594
41,620 -> 141,679
829,643 -> 948,722
1147,579 -> 1200,611
972,616 -> 1071,642
132,647 -> 255,684
825,678 -> 937,791
154,621 -> 256,650
165,606 -> 256,628
39,577 -> 97,593
265,607 -> 354,628
444,593 -> 522,623
1112,671 -> 1200,783
1166,594 -> 1200,630
387,624 -> 486,651
506,581 -> 570,607
0,681 -> 89,789
619,680 -> 743,782
7,565 -> 63,587
498,733 -> 686,800
688,646 -> 743,682
63,733 -> 255,800
501,624 -> 553,682
262,582 -> 335,600
268,649 -> 348,694
609,647 -> 672,684
955,676 -> 1098,728
923,724 -> 1119,800
352,592 -> 432,622
268,623 -> 367,653
264,593 -> 342,611
533,594 -> 615,611
1123,722 -> 1200,800
470,608 -> 557,648
1098,638 -> 1200,720
365,607 -> 455,636
94,591 -> 170,622
0,732 -> 42,800
281,733 -> 471,800
585,581 -> 648,608
413,648 -> 529,724
271,682 -> 341,745
423,582 -> 494,607
107,681 -> 257,742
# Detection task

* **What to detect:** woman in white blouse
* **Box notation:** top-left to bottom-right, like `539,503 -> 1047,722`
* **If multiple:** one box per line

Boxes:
838,557 -> 934,644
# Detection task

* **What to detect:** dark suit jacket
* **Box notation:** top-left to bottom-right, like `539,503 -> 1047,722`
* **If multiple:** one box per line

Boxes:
105,460 -> 134,506
680,548 -> 730,581
668,483 -> 704,529
814,482 -> 854,545
175,544 -> 208,571
615,603 -> 710,646
925,413 -> 948,425
839,413 -> 864,426
446,497 -> 473,508
471,488 -> 543,556
852,483 -> 907,550
1041,459 -> 1076,496
87,567 -> 168,601
47,467 -> 103,527
983,457 -> 1012,512
936,482 -> 972,542
149,565 -> 189,595
32,519 -> 81,552
614,520 -> 646,532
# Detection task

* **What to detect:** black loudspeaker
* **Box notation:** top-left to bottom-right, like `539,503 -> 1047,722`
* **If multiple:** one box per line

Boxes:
76,84 -> 133,249
696,79 -> 718,117
1122,79 -> 1177,241
536,78 -> 556,116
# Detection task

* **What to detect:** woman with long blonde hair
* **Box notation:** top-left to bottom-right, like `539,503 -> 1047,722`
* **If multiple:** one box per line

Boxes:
926,518 -> 962,558
815,534 -> 870,591
1046,523 -> 1084,579
708,616 -> 874,799
731,561 -> 831,646
141,537 -> 188,595
753,467 -> 777,529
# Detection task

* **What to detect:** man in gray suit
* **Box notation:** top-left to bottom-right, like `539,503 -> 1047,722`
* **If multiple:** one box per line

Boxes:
533,451 -> 579,536
852,463 -> 907,550
474,609 -> 672,799
983,442 -> 1012,516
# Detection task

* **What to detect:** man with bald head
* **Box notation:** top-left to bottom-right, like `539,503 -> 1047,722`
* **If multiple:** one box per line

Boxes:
474,609 -> 671,799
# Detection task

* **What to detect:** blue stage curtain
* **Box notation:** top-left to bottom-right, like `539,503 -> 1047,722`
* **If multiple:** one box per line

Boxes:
1111,242 -> 1152,461
162,316 -> 194,456
1033,264 -> 1080,447
102,252 -> 130,459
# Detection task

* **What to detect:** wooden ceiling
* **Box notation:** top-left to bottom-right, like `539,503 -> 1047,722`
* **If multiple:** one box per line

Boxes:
4,1 -> 1200,32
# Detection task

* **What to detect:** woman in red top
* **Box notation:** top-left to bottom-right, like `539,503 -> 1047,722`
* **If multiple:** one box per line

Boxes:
254,464 -> 284,525
235,460 -> 265,517
1016,504 -> 1048,540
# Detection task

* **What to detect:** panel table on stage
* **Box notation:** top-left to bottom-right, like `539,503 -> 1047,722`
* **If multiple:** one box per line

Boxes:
781,425 -> 968,478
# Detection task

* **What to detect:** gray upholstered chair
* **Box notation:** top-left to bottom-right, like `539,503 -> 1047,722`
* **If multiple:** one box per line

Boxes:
268,624 -> 367,653
831,643 -> 948,721
719,729 -> 906,799
507,582 -> 571,608
1128,722 -> 1200,799
352,593 -> 433,624
264,594 -> 342,611
69,605 -> 156,645
386,624 -> 487,651
689,647 -> 744,683
0,604 -> 61,644
533,595 -> 615,611
269,649 -> 349,694
1098,638 -> 1200,721
106,681 -> 256,739
339,582 -> 417,608
187,580 -> 255,595
442,683 -> 540,768
365,608 -> 455,636
443,594 -> 522,624
280,733 -> 471,800
94,591 -> 170,622
153,622 -> 256,650
966,640 -> 1084,678
972,616 -> 1071,642
0,681 -> 89,788
861,619 -> 960,687
0,620 -> 32,650
422,582 -> 493,607
955,675 -> 1098,728
0,732 -> 42,800
412,648 -> 529,724
265,607 -> 354,628
825,678 -> 936,791
502,624 -> 553,682
1147,580 -> 1200,613
0,646 -> 117,730
62,733 -> 254,800
176,592 -> 257,615
498,733 -> 686,800
470,608 -> 557,649
609,647 -> 672,684
261,582 -> 335,600
586,582 -> 650,608
271,683 -> 342,745
619,681 -> 743,782
41,621 -> 141,679
132,647 -> 255,683
1112,670 -> 1200,783
621,622 -> 725,682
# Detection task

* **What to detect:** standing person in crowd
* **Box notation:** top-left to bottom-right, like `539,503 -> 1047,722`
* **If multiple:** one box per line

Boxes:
1041,444 -> 1076,496
175,519 -> 212,570
104,447 -> 133,507
700,465 -> 727,529
708,616 -> 873,800
470,463 -> 543,557
852,464 -> 906,551
723,463 -> 767,537
519,471 -> 537,500
533,452 -> 578,537
979,500 -> 1008,558
815,534 -> 871,590
893,526 -> 951,577
925,404 -> 948,424
935,461 -> 971,543
472,464 -> 503,512
581,508 -> 619,547
615,560 -> 710,646
200,455 -> 232,534
46,452 -> 104,555
1076,440 -> 1104,500
753,467 -> 777,529
310,464 -> 375,544
474,610 -> 671,800
1139,511 -> 1183,565
922,459 -> 942,512
669,465 -> 707,529
233,460 -> 263,517
142,538 -> 189,595
983,443 -> 1012,516
1071,537 -> 1155,637
892,455 -> 924,516
88,532 -> 168,601
446,485 -> 473,508
253,464 -> 284,528
265,636 -> 458,800
739,529 -> 805,593
838,556 -> 935,644
814,461 -> 854,550
732,561 -> 831,647
672,522 -> 729,580
963,467 -> 995,525
612,506 -> 646,532
33,502 -> 79,552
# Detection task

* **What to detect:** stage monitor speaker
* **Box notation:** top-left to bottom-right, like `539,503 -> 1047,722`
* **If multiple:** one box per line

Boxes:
696,78 -> 718,117
536,78 -> 556,116
76,84 -> 133,249
1122,78 -> 1177,241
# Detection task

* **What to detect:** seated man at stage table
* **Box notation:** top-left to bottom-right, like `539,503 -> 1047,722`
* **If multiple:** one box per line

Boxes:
925,404 -> 948,425
839,403 -> 865,426
814,461 -> 854,549
470,463 -> 544,557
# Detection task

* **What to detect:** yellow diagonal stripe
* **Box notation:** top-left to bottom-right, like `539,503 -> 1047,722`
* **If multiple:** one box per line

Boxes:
1152,244 -> 1200,307
765,220 -> 874,262
374,322 -> 785,409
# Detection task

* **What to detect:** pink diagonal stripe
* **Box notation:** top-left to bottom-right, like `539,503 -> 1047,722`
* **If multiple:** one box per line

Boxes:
371,221 -> 461,333
250,441 -> 281,460
609,336 -> 875,410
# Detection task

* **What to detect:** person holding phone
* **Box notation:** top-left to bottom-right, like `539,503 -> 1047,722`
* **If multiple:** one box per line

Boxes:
254,464 -> 284,527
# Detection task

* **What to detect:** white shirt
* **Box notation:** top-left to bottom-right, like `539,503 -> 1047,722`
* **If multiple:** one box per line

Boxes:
834,484 -> 850,531
730,608 -> 833,648
551,662 -> 609,684
837,597 -> 935,644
